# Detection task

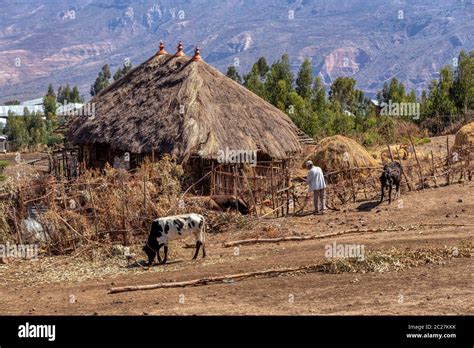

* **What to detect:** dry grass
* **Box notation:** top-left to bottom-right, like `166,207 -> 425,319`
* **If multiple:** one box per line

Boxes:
321,242 -> 472,274
0,155 -> 256,256
0,156 -> 187,253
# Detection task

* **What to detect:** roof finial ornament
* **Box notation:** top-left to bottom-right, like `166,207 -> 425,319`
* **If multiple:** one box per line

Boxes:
193,47 -> 202,61
157,41 -> 167,55
175,41 -> 185,57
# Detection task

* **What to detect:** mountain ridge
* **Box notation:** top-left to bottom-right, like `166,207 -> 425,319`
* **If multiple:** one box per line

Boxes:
0,0 -> 473,101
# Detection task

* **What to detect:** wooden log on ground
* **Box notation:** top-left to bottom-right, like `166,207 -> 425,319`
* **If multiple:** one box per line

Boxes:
223,227 -> 407,248
109,264 -> 324,294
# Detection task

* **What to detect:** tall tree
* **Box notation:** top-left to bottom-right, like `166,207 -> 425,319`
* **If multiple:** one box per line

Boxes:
243,65 -> 266,99
265,54 -> 294,105
5,111 -> 28,148
113,61 -> 133,81
43,84 -> 57,118
24,109 -> 48,147
453,50 -> 474,114
310,76 -> 327,113
329,77 -> 357,112
287,92 -> 318,137
296,59 -> 313,99
57,84 -> 72,104
255,57 -> 269,79
90,64 -> 111,96
226,66 -> 242,84
69,86 -> 83,103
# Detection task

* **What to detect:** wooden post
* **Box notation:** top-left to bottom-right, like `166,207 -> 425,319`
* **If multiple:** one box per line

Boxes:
468,141 -> 472,181
233,165 -> 238,211
347,162 -> 356,203
446,136 -> 451,185
241,169 -> 258,217
120,172 -> 128,245
407,133 -> 424,189
12,207 -> 22,245
270,161 -> 276,214
431,150 -> 437,187
87,179 -> 99,239
143,173 -> 147,211
210,162 -> 215,196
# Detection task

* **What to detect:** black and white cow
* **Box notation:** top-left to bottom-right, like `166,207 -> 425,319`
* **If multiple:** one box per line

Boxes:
380,161 -> 403,204
143,213 -> 206,265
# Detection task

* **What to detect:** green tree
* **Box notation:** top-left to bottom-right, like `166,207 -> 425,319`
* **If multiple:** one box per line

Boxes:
4,100 -> 20,105
310,76 -> 327,113
90,64 -> 111,96
243,65 -> 266,99
296,59 -> 313,99
70,86 -> 83,103
430,66 -> 456,117
453,50 -> 474,114
5,111 -> 28,148
274,80 -> 290,111
43,84 -> 57,119
377,81 -> 390,105
57,84 -> 72,103
287,92 -> 318,137
113,61 -> 133,81
255,57 -> 269,79
226,66 -> 242,83
329,77 -> 357,112
24,108 -> 48,147
265,54 -> 294,105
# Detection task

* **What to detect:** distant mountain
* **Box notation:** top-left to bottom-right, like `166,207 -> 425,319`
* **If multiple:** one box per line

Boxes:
0,0 -> 473,101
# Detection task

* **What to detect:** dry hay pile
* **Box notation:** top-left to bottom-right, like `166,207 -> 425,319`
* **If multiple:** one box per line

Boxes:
454,122 -> 474,150
303,135 -> 379,184
321,243 -> 471,274
373,145 -> 410,163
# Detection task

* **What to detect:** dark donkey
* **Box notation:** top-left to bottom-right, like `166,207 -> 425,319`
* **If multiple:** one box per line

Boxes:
380,162 -> 403,204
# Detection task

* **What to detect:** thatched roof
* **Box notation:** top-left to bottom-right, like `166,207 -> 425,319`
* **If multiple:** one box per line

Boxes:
68,49 -> 302,161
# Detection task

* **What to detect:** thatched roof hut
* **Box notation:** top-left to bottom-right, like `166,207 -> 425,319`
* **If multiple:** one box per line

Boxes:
68,43 -> 302,168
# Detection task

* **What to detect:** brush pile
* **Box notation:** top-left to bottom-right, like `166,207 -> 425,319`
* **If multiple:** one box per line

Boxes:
0,156 -> 186,254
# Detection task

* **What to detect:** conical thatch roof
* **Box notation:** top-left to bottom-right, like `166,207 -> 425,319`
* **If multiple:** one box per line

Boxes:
68,49 -> 302,161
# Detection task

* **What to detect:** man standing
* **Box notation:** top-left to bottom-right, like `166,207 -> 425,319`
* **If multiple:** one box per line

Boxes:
305,160 -> 326,214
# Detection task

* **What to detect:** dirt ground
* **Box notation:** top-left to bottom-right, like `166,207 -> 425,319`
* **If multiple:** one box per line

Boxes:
0,181 -> 472,315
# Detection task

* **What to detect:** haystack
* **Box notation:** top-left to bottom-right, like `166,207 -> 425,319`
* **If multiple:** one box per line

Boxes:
304,135 -> 379,174
372,144 -> 409,162
454,122 -> 474,150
